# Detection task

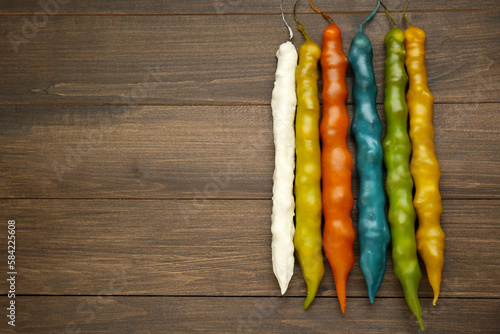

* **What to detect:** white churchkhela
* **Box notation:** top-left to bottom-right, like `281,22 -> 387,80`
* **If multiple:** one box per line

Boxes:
271,39 -> 297,294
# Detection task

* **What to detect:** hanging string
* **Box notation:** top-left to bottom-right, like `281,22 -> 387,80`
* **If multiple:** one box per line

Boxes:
403,0 -> 412,25
309,0 -> 333,22
294,0 -> 310,40
380,2 -> 397,27
280,0 -> 293,40
361,0 -> 381,28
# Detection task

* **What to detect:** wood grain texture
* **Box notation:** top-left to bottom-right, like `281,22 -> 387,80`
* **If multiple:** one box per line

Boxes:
2,297 -> 499,333
1,104 -> 498,199
0,199 -> 498,298
0,1 -> 498,333
0,0 -> 497,14
0,12 -> 498,104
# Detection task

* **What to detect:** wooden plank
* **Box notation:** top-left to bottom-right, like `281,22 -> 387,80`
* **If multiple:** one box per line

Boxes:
2,296 -> 498,333
0,199 -> 497,298
0,0 -> 497,14
433,103 -> 500,199
0,105 -> 275,199
1,104 -> 498,199
0,12 -> 498,104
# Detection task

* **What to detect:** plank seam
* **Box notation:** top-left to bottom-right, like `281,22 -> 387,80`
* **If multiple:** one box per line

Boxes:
0,9 -> 499,16
5,294 -> 500,299
0,198 -> 498,201
0,102 -> 498,107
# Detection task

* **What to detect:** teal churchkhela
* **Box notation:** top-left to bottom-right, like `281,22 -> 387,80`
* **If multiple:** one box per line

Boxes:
347,0 -> 391,303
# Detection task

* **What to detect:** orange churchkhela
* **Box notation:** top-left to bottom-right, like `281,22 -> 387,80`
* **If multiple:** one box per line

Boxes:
310,0 -> 354,313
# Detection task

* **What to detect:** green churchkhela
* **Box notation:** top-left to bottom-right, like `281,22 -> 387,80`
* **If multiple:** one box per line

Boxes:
381,3 -> 424,330
348,0 -> 391,303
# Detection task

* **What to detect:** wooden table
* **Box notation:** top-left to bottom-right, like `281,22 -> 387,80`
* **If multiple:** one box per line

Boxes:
0,1 -> 498,333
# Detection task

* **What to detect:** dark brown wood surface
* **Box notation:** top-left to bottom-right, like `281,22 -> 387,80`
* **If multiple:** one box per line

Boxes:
1,104 -> 498,199
0,1 -> 499,333
5,297 -> 500,334
0,199 -> 498,298
0,0 -> 498,13
0,12 -> 498,105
